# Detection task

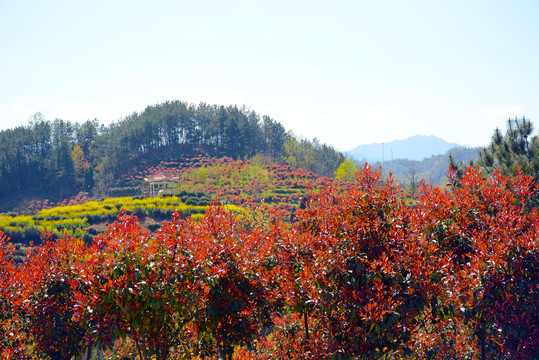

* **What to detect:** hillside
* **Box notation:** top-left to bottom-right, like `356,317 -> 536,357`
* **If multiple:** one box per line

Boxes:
111,155 -> 336,219
0,156 -> 347,248
346,135 -> 461,162
0,101 -> 344,213
0,195 -> 225,249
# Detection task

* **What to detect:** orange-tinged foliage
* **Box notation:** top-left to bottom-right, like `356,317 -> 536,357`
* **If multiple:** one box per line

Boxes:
0,166 -> 537,359
408,168 -> 539,359
1,232 -> 88,360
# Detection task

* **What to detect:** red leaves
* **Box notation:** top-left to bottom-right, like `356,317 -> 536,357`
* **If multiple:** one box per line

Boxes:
1,166 -> 537,359
275,164 -> 423,358
475,247 -> 538,358
409,167 -> 539,358
1,235 -> 89,360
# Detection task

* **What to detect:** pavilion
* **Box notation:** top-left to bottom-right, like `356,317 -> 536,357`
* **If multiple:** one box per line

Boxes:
143,171 -> 179,197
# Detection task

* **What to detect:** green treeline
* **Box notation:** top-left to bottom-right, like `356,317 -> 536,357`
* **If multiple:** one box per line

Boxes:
0,101 -> 343,208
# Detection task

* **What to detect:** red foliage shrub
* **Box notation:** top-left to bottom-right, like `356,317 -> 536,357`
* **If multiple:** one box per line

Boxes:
2,166 -> 538,359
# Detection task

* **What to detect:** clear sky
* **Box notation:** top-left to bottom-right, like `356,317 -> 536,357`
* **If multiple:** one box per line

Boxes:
1,0 -> 538,151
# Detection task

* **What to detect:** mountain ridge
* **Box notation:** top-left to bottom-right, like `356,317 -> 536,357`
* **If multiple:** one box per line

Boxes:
345,135 -> 461,162
374,146 -> 482,186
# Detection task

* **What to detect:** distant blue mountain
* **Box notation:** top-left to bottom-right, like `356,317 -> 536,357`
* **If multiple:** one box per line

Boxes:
345,135 -> 461,162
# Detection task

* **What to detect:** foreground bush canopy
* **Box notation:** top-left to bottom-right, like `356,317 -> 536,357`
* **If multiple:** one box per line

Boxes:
0,166 -> 537,360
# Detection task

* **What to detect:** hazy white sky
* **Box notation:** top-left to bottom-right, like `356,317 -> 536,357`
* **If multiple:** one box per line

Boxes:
1,0 -> 538,151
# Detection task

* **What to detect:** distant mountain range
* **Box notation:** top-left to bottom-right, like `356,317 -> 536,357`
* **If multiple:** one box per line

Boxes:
346,135 -> 461,162
373,146 -> 482,186
343,134 -> 483,186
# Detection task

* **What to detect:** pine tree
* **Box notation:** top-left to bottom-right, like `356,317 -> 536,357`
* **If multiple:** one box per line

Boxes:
478,117 -> 539,178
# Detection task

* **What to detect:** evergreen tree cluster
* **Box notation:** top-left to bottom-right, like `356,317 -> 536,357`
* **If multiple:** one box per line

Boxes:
0,114 -> 101,201
478,116 -> 539,177
0,101 -> 344,206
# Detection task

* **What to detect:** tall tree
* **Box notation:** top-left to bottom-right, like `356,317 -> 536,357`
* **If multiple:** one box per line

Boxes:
478,117 -> 539,178
261,115 -> 287,159
51,119 -> 76,197
75,119 -> 99,157
406,166 -> 420,196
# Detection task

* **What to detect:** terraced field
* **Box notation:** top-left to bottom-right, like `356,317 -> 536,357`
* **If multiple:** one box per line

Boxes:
1,155 -> 350,246
0,196 -> 243,245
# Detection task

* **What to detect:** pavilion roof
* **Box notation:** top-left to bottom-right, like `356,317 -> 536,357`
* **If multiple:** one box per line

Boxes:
144,171 -> 179,182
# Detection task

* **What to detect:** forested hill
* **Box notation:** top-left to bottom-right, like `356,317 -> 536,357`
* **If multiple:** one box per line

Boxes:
0,100 -> 344,211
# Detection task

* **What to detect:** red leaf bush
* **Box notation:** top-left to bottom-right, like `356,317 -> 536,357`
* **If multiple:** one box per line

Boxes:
1,166 -> 537,359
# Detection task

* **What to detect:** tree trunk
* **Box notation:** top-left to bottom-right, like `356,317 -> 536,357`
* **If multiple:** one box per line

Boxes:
134,336 -> 145,360
84,341 -> 93,360
479,327 -> 486,360
304,311 -> 309,339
